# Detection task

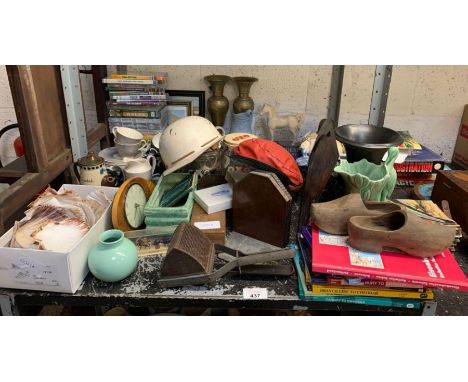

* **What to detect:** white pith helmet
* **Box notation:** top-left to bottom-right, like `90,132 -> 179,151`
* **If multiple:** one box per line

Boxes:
159,116 -> 224,176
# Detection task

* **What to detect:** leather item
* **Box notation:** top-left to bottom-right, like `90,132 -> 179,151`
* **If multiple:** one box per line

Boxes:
233,138 -> 303,187
310,193 -> 402,235
233,171 -> 292,247
348,209 -> 458,257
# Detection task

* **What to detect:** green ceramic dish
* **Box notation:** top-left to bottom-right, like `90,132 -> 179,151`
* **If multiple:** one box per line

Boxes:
334,146 -> 399,201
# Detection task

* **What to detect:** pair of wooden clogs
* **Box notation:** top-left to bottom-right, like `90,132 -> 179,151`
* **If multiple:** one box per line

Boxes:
310,193 -> 457,257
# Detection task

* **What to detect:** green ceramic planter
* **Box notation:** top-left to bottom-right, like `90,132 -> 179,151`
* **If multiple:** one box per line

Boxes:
144,172 -> 198,227
88,229 -> 138,282
334,146 -> 399,201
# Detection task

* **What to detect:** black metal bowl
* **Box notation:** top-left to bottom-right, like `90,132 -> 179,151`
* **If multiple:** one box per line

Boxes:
335,124 -> 403,164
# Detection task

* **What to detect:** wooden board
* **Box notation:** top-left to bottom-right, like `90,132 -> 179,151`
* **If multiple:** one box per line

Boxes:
7,66 -> 69,172
431,170 -> 468,233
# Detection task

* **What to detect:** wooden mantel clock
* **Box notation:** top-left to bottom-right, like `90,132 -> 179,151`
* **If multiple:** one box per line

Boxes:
112,178 -> 155,231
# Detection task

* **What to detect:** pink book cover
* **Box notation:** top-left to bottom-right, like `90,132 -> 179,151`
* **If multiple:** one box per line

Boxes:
311,225 -> 468,291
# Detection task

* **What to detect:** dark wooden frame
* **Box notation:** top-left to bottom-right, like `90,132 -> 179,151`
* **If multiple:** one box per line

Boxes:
166,101 -> 192,124
166,90 -> 205,117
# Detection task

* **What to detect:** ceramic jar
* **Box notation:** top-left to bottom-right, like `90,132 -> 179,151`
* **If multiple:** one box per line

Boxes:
88,229 -> 138,282
75,152 -> 106,186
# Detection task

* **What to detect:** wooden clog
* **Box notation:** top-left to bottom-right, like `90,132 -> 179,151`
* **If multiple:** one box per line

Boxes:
310,193 -> 402,235
348,210 -> 457,257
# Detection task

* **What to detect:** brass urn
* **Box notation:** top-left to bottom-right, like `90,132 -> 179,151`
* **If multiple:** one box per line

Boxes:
204,74 -> 231,126
232,76 -> 258,113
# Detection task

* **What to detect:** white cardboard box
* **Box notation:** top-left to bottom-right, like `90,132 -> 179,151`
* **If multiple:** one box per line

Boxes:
194,183 -> 233,214
0,185 -> 117,293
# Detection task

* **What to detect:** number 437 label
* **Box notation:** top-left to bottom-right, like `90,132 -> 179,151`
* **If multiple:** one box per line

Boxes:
243,287 -> 268,300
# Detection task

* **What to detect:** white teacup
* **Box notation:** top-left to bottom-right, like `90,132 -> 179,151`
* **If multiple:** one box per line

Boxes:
112,126 -> 144,144
115,138 -> 149,158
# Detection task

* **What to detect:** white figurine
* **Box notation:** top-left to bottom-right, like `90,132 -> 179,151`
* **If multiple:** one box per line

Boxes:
260,104 -> 304,140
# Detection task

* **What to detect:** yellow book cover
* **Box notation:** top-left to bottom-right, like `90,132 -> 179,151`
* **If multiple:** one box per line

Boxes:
111,74 -> 154,80
311,284 -> 434,300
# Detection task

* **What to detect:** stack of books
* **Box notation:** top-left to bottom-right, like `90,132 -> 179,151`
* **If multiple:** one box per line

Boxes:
295,210 -> 468,311
102,73 -> 169,136
394,131 -> 445,187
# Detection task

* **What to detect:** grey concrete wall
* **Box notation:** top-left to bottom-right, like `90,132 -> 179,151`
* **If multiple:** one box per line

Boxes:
109,65 -> 467,160
0,65 -> 17,127
1,65 -> 466,161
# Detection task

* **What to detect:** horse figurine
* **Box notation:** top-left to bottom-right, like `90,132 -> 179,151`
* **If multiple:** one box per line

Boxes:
260,104 -> 304,140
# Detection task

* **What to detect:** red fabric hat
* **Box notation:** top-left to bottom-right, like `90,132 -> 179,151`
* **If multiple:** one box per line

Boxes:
233,138 -> 303,187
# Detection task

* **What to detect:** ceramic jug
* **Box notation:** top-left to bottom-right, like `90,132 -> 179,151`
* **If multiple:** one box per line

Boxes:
75,152 -> 106,186
123,154 -> 157,180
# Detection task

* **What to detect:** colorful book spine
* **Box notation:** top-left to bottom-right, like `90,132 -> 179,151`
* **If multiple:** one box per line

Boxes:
326,277 -> 425,290
111,74 -> 154,80
311,284 -> 434,299
395,162 -> 439,173
112,94 -> 167,101
108,101 -> 165,106
109,110 -> 161,118
301,294 -> 423,309
106,85 -> 157,91
103,78 -> 158,85
108,90 -> 159,96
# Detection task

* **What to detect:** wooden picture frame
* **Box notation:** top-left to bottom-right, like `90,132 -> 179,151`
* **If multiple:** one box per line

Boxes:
167,101 -> 192,124
166,90 -> 205,117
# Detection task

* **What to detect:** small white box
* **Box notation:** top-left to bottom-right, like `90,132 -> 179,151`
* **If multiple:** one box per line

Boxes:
194,183 -> 233,214
0,184 -> 117,293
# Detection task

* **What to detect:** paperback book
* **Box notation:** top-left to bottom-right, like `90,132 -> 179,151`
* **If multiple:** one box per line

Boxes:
397,131 -> 422,151
310,284 -> 434,299
394,145 -> 445,174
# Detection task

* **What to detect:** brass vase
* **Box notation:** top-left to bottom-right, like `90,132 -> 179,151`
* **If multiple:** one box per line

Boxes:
232,76 -> 258,113
204,74 -> 231,126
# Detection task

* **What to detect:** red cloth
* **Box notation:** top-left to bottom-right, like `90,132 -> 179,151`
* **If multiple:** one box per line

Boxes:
233,138 -> 303,187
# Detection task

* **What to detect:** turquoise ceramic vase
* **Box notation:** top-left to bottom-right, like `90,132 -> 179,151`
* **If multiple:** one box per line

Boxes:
88,229 -> 138,282
334,146 -> 399,202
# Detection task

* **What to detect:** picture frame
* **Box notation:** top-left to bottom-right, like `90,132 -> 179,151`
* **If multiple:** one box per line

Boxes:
124,229 -> 173,257
166,90 -> 205,117
167,101 -> 192,124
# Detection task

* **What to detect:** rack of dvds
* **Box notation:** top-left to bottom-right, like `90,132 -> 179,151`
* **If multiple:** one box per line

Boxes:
102,73 -> 169,139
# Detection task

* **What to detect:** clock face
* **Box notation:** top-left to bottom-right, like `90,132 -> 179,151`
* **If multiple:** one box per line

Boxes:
124,184 -> 147,229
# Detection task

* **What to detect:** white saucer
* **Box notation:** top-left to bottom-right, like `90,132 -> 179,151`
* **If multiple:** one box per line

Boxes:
98,147 -> 143,167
